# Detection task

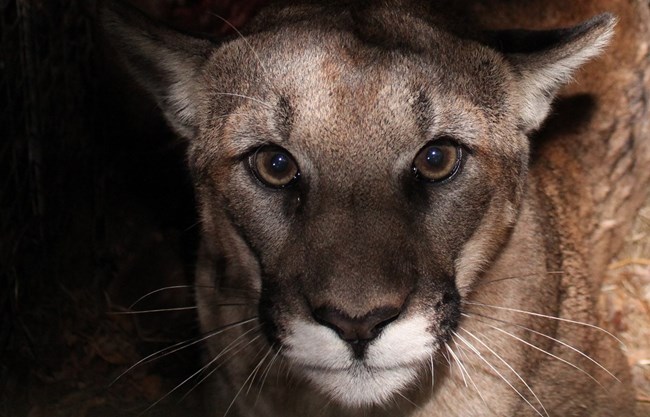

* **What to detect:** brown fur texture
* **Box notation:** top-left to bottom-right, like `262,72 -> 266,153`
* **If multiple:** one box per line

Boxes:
103,1 -> 650,416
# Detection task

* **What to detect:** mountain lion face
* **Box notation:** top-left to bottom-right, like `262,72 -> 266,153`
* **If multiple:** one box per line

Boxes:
104,1 -> 621,412
192,9 -> 531,405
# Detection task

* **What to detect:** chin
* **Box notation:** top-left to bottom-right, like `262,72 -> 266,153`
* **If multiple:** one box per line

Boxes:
302,364 -> 419,407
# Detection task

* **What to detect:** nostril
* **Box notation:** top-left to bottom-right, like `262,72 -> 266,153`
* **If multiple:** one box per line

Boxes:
312,305 -> 402,344
313,308 -> 342,335
371,308 -> 400,332
312,307 -> 348,338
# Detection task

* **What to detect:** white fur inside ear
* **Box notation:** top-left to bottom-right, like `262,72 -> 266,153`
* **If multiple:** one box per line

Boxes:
162,59 -> 202,138
513,18 -> 615,132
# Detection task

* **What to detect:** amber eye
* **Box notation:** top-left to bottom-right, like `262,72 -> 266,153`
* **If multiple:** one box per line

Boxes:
249,145 -> 300,188
412,140 -> 463,182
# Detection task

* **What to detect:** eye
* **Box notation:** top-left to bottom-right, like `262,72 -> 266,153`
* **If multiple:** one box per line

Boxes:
412,139 -> 463,182
249,145 -> 300,188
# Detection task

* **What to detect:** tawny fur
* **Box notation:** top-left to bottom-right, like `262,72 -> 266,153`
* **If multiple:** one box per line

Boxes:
104,1 -> 650,416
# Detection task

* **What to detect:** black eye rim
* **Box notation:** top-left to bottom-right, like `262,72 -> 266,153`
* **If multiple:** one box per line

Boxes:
411,139 -> 465,184
248,144 -> 301,189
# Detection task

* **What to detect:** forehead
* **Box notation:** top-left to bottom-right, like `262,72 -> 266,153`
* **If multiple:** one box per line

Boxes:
254,14 -> 510,105
206,16 -> 511,161
273,46 -> 428,151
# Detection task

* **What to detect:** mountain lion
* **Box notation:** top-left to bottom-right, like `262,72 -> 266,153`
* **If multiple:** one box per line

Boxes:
103,0 -> 650,415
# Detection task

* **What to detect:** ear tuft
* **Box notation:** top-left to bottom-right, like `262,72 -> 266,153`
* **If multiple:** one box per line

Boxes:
101,0 -> 215,139
494,14 -> 616,133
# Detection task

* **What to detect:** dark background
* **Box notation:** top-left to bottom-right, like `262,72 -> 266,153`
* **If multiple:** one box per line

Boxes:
0,1 -> 268,415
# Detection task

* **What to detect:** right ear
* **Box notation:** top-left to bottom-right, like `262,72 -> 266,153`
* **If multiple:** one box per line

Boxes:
101,1 -> 215,139
488,14 -> 615,133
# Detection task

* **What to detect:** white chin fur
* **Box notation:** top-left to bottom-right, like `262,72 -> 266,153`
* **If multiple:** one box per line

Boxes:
304,364 -> 418,407
284,315 -> 435,407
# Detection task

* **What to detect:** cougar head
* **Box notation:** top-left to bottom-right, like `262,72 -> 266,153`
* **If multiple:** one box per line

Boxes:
104,1 -> 614,408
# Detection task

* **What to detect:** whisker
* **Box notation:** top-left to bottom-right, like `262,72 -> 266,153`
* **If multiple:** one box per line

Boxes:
111,302 -> 254,315
318,393 -> 336,417
110,317 -> 258,386
429,353 -> 435,392
255,346 -> 283,406
284,356 -> 293,383
127,284 -> 215,309
455,330 -> 547,417
180,330 -> 264,402
396,390 -> 420,410
277,355 -> 288,387
441,345 -> 453,369
246,346 -> 271,396
463,312 -> 620,383
144,330 -> 261,414
463,301 -> 625,347
494,322 -> 603,388
111,306 -> 198,315
462,271 -> 565,291
463,329 -> 550,417
454,339 -> 490,409
208,12 -> 271,80
224,346 -> 274,417
184,219 -> 203,232
213,92 -> 273,109
446,342 -> 469,388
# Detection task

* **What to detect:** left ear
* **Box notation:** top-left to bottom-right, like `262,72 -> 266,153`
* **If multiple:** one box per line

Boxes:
490,13 -> 616,133
101,0 -> 216,139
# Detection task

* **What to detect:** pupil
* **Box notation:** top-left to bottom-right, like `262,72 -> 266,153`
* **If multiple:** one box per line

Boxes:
426,147 -> 444,167
270,153 -> 289,173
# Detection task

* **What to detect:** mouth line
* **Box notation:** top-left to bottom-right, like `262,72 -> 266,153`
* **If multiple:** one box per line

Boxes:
294,359 -> 424,374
